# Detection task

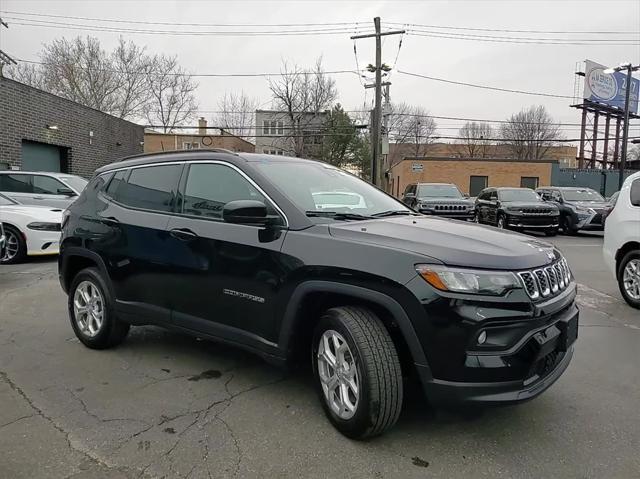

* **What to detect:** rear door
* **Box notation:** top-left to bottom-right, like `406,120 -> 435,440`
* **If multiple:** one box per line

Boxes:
96,163 -> 184,323
165,160 -> 288,346
476,190 -> 490,223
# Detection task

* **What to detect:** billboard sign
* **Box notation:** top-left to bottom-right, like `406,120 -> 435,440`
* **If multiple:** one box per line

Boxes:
583,60 -> 639,113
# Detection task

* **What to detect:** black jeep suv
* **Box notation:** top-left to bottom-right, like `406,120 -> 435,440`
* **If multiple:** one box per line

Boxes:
59,150 -> 578,438
475,187 -> 560,236
401,182 -> 475,220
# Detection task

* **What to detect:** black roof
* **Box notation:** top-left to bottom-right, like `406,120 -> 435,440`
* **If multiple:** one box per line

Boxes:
95,149 -> 315,174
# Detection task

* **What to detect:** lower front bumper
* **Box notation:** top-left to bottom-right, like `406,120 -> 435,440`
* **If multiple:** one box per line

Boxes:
419,346 -> 573,405
420,211 -> 474,220
507,216 -> 559,229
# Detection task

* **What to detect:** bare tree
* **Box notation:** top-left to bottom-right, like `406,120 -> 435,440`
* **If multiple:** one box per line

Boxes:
500,105 -> 563,160
144,55 -> 199,133
5,62 -> 47,89
111,38 -> 153,120
455,121 -> 494,158
267,57 -> 337,157
388,103 -> 437,157
213,91 -> 259,140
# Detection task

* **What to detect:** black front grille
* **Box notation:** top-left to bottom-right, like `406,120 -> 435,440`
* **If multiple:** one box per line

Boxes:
591,213 -> 603,224
520,208 -> 553,215
518,258 -> 572,300
434,204 -> 467,211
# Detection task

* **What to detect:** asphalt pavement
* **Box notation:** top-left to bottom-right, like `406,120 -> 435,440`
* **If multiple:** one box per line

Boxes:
1,233 -> 639,478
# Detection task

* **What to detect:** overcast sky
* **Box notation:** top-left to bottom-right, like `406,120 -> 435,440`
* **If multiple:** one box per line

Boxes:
1,0 -> 639,140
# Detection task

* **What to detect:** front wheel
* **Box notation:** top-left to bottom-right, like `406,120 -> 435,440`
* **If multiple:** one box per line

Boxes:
618,251 -> 640,309
497,214 -> 506,229
312,306 -> 403,439
561,216 -> 578,235
1,225 -> 27,264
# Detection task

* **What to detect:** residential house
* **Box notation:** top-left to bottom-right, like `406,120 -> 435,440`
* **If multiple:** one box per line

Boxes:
255,109 -> 328,157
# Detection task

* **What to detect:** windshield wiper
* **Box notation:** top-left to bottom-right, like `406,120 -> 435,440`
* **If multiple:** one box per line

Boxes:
371,210 -> 416,217
305,210 -> 374,220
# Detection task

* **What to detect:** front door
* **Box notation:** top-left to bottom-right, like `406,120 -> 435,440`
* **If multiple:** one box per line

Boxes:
166,161 -> 288,346
32,174 -> 77,208
487,190 -> 499,225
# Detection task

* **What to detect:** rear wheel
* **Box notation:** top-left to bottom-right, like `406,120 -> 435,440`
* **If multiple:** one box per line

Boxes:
68,267 -> 130,349
312,306 -> 403,439
618,251 -> 640,309
0,225 -> 27,264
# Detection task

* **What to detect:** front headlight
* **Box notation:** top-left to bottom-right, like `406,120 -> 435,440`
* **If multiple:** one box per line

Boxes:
416,264 -> 521,296
506,206 -> 521,212
27,222 -> 61,231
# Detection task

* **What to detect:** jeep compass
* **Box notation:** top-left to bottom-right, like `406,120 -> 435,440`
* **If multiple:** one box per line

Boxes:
59,150 -> 578,438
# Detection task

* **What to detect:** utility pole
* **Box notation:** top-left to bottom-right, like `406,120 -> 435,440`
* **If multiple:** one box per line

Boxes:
351,18 -> 404,188
0,17 -> 17,77
618,64 -> 639,190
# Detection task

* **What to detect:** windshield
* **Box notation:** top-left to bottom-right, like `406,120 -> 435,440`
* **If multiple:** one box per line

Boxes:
417,184 -> 462,198
563,189 -> 604,202
498,189 -> 541,202
252,160 -> 410,218
0,193 -> 19,206
59,175 -> 88,192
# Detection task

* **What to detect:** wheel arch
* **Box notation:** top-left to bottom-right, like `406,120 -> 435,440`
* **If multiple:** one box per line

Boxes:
616,241 -> 640,274
278,280 -> 431,378
60,247 -> 112,295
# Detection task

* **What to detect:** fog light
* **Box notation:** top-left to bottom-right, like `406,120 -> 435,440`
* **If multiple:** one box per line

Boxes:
477,331 -> 487,345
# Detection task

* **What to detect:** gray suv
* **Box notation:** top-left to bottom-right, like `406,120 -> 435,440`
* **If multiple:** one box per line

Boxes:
0,171 -> 88,209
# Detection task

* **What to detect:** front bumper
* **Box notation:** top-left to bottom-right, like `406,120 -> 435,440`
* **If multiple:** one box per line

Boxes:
574,210 -> 605,231
506,214 -> 559,229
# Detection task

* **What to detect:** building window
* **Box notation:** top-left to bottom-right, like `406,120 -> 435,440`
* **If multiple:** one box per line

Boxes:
262,120 -> 284,136
182,142 -> 200,150
262,148 -> 284,155
303,129 -> 323,145
469,176 -> 488,197
520,177 -> 539,189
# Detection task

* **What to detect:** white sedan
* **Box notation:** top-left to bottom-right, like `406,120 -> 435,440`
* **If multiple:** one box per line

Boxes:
0,192 -> 63,264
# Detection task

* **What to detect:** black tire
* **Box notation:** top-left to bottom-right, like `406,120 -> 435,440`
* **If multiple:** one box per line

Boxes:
545,228 -> 558,237
561,216 -> 578,236
68,267 -> 130,349
312,306 -> 403,439
1,224 -> 27,264
497,213 -> 506,230
617,250 -> 640,309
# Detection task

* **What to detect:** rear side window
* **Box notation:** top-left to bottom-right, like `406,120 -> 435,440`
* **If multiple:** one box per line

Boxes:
116,165 -> 182,212
631,179 -> 640,207
33,175 -> 67,195
182,163 -> 266,219
0,174 -> 33,193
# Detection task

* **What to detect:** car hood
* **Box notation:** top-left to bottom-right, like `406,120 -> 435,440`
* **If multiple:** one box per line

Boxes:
565,200 -> 608,210
0,205 -> 63,221
328,216 -> 559,270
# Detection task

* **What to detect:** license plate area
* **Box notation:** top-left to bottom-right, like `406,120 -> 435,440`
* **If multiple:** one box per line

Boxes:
557,312 -> 579,352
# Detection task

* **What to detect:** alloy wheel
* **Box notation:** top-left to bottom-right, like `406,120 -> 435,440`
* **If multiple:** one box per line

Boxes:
73,280 -> 105,337
622,259 -> 640,300
1,230 -> 19,263
497,216 -> 505,229
317,330 -> 359,420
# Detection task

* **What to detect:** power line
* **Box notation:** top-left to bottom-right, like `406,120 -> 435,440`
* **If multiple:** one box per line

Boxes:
384,21 -> 639,35
405,30 -> 640,46
0,10 -> 364,28
397,70 -> 573,99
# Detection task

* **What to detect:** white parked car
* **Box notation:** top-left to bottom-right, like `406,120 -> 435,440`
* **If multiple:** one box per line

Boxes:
0,171 -> 88,209
0,192 -> 63,264
603,171 -> 640,309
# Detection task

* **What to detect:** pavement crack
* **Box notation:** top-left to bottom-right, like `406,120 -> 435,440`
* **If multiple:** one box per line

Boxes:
68,388 -> 152,426
0,414 -> 35,428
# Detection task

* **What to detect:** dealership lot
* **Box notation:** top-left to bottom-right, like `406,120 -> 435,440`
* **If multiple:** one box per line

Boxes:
1,232 -> 639,479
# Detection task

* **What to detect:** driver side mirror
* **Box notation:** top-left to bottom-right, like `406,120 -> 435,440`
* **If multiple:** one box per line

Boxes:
223,200 -> 269,225
405,192 -> 415,199
463,193 -> 470,198
57,187 -> 76,197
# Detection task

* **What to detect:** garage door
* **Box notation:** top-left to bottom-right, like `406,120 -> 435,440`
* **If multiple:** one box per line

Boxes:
21,141 -> 62,172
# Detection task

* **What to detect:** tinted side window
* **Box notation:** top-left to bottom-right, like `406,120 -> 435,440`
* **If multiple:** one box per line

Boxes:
182,163 -> 268,220
489,190 -> 498,200
105,170 -> 127,198
33,175 -> 67,195
0,174 -> 33,193
117,165 -> 182,212
631,179 -> 640,207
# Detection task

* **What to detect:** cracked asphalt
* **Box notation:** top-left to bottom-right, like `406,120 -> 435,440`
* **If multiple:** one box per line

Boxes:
1,232 -> 639,478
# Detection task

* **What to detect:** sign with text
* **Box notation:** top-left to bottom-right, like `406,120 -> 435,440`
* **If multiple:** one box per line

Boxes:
411,163 -> 424,172
583,60 -> 639,113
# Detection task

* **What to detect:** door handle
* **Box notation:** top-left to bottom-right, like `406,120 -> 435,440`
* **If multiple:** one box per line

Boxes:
100,216 -> 120,226
170,228 -> 198,241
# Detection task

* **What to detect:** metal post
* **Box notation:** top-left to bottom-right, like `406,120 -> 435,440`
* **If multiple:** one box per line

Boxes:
578,108 -> 587,168
591,111 -> 599,168
373,17 -> 382,187
614,117 -> 621,168
603,114 -> 611,167
619,65 -> 633,190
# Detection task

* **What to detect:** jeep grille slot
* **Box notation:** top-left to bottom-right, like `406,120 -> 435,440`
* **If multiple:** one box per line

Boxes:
518,257 -> 573,300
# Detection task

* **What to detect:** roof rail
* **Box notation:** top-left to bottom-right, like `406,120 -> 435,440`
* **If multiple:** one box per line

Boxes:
122,148 -> 239,161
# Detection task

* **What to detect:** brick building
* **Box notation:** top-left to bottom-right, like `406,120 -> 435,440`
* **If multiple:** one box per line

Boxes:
388,157 -> 558,198
386,143 -> 577,171
144,118 -> 254,154
0,77 -> 144,178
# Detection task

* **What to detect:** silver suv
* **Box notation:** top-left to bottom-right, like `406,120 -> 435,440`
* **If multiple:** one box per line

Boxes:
0,171 -> 88,208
